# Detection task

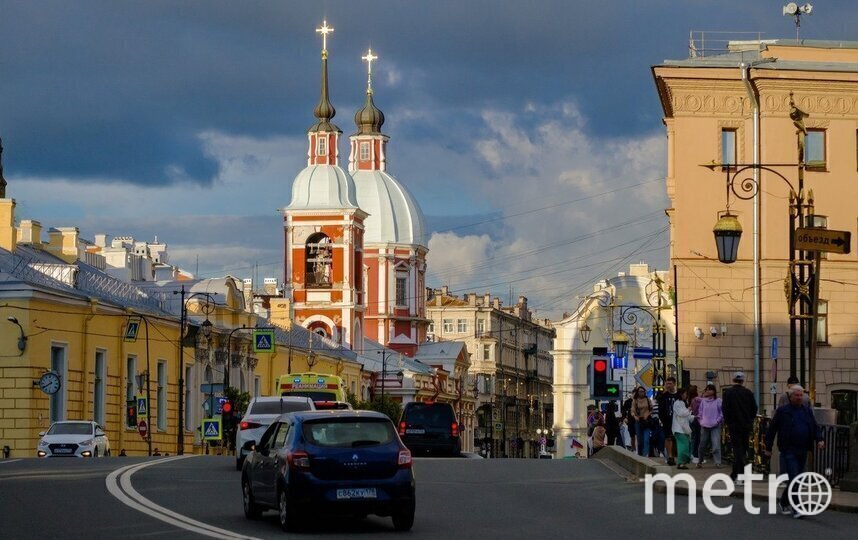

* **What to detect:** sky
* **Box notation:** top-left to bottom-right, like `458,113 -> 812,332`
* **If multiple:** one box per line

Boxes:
2,1 -> 857,319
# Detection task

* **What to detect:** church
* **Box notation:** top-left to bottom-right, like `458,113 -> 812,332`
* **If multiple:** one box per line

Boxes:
282,22 -> 428,357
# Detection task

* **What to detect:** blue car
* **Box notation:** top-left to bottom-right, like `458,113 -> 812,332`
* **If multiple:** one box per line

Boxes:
240,410 -> 416,532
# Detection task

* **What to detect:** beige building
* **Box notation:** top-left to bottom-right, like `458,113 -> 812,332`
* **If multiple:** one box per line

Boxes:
426,289 -> 554,458
653,38 -> 858,421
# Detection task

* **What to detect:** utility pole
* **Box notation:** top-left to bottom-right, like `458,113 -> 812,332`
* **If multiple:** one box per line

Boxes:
176,285 -> 186,455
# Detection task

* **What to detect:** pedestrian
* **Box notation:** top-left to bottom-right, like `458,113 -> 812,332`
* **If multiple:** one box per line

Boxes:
688,385 -> 702,464
152,448 -> 161,456
592,418 -> 607,455
605,401 -> 620,446
722,372 -> 758,484
697,384 -> 723,468
776,376 -> 812,409
672,388 -> 693,469
650,396 -> 665,459
620,418 -> 632,450
631,387 -> 652,457
622,390 -> 637,451
656,376 -> 679,465
765,385 -> 825,518
118,448 -> 127,457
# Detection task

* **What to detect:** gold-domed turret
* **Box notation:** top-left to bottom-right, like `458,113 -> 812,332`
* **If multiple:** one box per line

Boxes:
354,48 -> 385,135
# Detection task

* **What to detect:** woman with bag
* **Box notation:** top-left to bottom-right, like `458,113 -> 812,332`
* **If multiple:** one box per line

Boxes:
631,387 -> 653,457
672,388 -> 693,469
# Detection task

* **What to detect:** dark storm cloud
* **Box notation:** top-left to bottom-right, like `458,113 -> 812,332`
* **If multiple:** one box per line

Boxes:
2,1 -> 858,187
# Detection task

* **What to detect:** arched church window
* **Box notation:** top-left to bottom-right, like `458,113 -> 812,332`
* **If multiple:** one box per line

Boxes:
305,233 -> 333,288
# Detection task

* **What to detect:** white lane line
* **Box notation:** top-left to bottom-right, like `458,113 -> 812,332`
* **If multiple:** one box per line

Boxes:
106,456 -> 260,540
0,459 -> 22,465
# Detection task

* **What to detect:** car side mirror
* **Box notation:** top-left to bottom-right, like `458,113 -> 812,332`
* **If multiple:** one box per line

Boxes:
38,431 -> 46,437
242,440 -> 256,452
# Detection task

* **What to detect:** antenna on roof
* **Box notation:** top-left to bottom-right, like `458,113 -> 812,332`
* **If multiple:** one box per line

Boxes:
783,3 -> 813,41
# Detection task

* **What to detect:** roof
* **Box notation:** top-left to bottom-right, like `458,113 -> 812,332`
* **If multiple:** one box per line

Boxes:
358,338 -> 434,375
136,277 -> 245,316
271,324 -> 359,363
286,165 -> 359,211
291,410 -> 389,421
353,169 -> 427,247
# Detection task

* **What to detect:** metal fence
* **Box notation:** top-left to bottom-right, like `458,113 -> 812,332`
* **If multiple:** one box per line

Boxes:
812,424 -> 851,486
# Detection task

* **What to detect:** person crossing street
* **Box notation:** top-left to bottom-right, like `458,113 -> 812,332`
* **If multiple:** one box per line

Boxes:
722,372 -> 757,485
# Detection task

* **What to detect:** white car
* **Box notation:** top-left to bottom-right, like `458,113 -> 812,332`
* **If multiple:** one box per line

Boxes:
37,421 -> 111,458
235,396 -> 315,470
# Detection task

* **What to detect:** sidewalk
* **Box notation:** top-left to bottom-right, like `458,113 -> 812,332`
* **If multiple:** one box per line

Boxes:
651,462 -> 858,514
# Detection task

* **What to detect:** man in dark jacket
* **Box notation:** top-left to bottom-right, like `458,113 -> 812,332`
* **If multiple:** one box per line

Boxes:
765,385 -> 825,517
722,371 -> 757,484
655,376 -> 679,465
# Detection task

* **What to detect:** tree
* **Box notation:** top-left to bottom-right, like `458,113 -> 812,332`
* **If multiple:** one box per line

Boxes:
347,392 -> 403,423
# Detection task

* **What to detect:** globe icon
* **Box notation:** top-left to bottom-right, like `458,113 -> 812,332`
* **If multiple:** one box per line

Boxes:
787,472 -> 832,516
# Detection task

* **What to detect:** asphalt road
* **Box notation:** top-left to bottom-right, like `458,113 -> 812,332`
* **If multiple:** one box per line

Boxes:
1,456 -> 857,539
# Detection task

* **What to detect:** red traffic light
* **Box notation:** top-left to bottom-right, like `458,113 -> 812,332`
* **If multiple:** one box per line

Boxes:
222,401 -> 233,414
594,359 -> 608,373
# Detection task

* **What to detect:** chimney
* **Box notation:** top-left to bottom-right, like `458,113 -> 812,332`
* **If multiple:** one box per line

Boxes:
94,233 -> 108,248
483,292 -> 491,306
264,277 -> 278,295
17,219 -> 42,246
492,297 -> 501,310
467,293 -> 477,306
0,198 -> 15,252
47,227 -> 80,263
441,285 -> 449,296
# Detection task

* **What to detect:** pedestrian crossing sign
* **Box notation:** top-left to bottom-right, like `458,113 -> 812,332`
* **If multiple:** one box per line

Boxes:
202,418 -> 222,441
136,396 -> 148,419
253,329 -> 276,353
124,318 -> 141,342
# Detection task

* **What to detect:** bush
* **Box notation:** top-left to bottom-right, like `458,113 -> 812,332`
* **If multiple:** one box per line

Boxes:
347,392 -> 403,423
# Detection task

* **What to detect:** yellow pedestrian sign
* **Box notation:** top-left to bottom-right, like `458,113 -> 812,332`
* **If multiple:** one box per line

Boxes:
635,363 -> 654,390
202,418 -> 222,441
253,329 -> 276,353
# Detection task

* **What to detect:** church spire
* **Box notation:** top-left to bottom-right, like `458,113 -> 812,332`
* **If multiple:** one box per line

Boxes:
354,48 -> 385,136
0,138 -> 7,199
309,20 -> 340,134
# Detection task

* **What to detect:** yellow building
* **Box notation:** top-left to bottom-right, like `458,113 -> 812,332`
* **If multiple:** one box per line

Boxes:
653,38 -> 858,420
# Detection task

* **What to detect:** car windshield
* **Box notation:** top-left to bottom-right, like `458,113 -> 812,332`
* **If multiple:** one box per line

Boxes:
47,423 -> 93,435
404,404 -> 454,425
283,391 -> 338,401
249,400 -> 312,415
303,418 -> 395,448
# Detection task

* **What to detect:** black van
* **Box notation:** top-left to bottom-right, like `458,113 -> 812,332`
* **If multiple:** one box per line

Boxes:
397,402 -> 461,457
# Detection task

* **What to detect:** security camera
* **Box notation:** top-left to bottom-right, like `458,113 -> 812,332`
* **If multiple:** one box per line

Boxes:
710,326 -> 719,338
694,327 -> 704,340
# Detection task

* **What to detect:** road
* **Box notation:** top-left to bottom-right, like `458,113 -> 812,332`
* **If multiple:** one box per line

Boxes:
1,456 -> 857,539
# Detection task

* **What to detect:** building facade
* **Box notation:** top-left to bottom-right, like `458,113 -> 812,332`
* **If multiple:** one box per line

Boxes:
426,289 -> 554,458
653,38 -> 858,421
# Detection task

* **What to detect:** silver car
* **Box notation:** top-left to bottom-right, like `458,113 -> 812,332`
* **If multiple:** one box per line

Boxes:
235,396 -> 315,470
37,421 -> 111,458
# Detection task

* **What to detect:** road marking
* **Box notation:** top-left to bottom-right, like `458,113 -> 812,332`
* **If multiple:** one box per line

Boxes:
106,455 -> 260,540
0,459 -> 22,465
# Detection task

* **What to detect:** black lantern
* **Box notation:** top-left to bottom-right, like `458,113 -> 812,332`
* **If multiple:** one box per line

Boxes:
200,318 -> 213,338
580,323 -> 591,344
397,370 -> 405,384
612,332 -> 629,360
713,211 -> 743,264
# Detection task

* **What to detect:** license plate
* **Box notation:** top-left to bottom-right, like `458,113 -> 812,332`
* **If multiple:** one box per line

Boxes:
406,429 -> 425,434
336,488 -> 377,499
54,448 -> 73,454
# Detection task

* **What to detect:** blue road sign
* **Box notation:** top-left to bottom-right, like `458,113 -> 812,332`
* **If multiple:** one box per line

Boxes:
216,396 -> 227,415
253,329 -> 276,353
124,319 -> 140,342
202,418 -> 222,441
609,352 -> 628,370
633,347 -> 653,360
771,337 -> 779,360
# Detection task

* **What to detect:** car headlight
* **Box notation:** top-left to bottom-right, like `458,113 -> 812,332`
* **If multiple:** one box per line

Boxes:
79,439 -> 94,446
38,440 -> 48,448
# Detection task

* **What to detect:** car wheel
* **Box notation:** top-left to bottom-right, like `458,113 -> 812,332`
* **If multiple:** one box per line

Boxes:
242,477 -> 262,520
94,447 -> 99,458
392,504 -> 415,531
278,489 -> 297,531
235,456 -> 244,471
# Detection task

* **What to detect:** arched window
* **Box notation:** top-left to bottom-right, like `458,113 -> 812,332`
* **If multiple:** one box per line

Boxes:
305,233 -> 333,288
832,390 -> 857,426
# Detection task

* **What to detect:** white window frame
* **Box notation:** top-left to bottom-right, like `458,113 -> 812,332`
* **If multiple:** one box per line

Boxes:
157,361 -> 167,431
483,344 -> 491,361
50,344 -> 68,422
254,376 -> 261,398
395,275 -> 408,307
721,128 -> 737,168
477,319 -> 485,334
806,129 -> 826,169
442,319 -> 454,333
457,319 -> 468,333
360,141 -> 370,161
317,135 -> 327,156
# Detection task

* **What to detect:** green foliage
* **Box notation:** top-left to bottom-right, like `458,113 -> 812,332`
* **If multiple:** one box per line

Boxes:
222,386 -> 251,451
351,394 -> 403,423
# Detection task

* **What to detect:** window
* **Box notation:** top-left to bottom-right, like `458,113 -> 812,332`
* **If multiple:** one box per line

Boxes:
254,376 -> 261,397
93,350 -> 106,426
126,356 -> 137,403
157,361 -> 167,431
317,136 -> 327,156
832,390 -> 857,426
396,276 -> 408,306
428,322 -> 435,334
477,319 -> 485,334
806,129 -> 826,169
483,344 -> 491,361
305,233 -> 333,288
457,319 -> 468,333
442,319 -> 454,333
360,141 -> 370,161
185,366 -> 193,430
721,128 -> 737,168
50,345 -> 67,422
817,299 -> 828,344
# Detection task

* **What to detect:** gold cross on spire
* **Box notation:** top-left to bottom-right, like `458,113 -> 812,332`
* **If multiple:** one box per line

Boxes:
362,48 -> 378,93
316,20 -> 334,53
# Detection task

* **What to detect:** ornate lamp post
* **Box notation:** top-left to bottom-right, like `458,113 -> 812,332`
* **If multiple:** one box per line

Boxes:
579,322 -> 591,345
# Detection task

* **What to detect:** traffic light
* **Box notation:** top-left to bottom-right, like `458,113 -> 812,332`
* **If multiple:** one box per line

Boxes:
222,399 -> 233,416
591,357 -> 609,397
126,400 -> 138,428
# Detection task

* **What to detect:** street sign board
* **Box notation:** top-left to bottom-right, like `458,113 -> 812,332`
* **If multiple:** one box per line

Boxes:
494,422 -> 503,432
635,362 -> 654,389
795,228 -> 851,254
202,418 -> 222,441
137,419 -> 148,439
216,396 -> 227,415
253,329 -> 276,353
200,383 -> 225,394
124,318 -> 140,342
770,383 -> 779,395
136,396 -> 148,420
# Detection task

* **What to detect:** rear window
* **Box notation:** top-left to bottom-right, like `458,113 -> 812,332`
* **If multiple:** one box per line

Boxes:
249,400 -> 312,415
403,403 -> 455,425
283,391 -> 338,401
302,419 -> 396,448
48,423 -> 92,435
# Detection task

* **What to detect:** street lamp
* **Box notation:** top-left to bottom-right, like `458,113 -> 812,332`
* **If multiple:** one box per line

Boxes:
396,370 -> 404,385
6,316 -> 27,352
612,331 -> 629,360
579,322 -> 591,345
713,211 -> 743,264
173,286 -> 218,455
